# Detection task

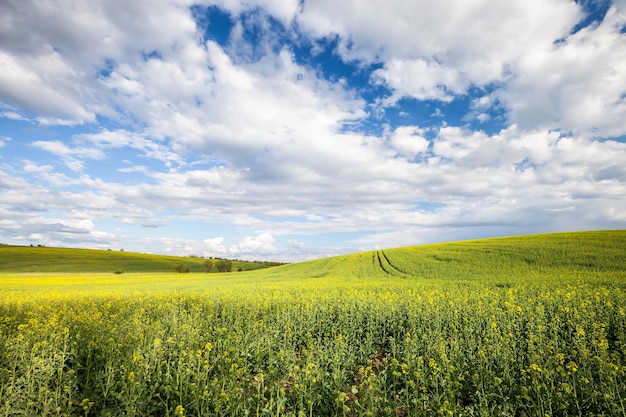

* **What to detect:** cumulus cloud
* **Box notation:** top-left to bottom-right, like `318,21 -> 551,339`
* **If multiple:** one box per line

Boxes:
202,237 -> 229,256
389,126 -> 430,159
373,59 -> 468,103
234,233 -> 277,255
199,234 -> 277,258
500,3 -> 626,135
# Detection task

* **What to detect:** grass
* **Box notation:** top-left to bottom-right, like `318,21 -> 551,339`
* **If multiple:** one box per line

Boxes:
0,230 -> 624,416
0,245 -> 272,273
250,229 -> 626,284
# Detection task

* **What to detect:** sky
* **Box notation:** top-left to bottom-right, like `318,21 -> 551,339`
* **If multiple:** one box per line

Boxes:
1,0 -> 625,262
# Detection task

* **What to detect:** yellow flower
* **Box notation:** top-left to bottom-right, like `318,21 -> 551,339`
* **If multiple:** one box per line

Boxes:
566,362 -> 578,373
556,353 -> 565,365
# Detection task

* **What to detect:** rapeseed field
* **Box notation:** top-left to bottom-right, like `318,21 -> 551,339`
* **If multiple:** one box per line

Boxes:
0,231 -> 624,416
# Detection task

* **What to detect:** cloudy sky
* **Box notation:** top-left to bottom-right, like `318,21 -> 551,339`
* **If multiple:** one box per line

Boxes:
1,0 -> 625,261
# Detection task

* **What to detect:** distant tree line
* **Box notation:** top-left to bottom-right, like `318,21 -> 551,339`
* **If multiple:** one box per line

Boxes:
203,259 -> 232,272
175,259 -> 233,273
187,254 -> 288,267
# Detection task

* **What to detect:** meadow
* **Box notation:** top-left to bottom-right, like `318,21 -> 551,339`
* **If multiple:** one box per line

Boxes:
0,231 -> 625,416
0,246 -> 271,273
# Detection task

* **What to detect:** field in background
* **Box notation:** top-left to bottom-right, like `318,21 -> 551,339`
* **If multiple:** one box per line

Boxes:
0,245 -> 274,273
0,231 -> 625,416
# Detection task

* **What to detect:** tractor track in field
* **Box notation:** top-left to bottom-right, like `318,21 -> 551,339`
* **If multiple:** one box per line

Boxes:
380,251 -> 406,274
375,251 -> 391,275
376,250 -> 409,277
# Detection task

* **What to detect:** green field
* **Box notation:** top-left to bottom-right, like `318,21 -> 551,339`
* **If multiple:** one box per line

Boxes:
0,245 -> 273,273
0,231 -> 625,416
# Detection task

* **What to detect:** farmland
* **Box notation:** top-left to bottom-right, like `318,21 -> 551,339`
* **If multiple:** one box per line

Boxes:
0,245 -> 272,273
0,231 -> 625,416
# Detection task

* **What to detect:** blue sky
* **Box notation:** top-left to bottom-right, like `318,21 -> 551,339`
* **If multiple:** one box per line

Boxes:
1,0 -> 625,261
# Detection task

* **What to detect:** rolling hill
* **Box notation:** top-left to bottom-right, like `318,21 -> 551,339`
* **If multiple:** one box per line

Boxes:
251,229 -> 626,283
1,230 -> 624,278
0,245 -> 274,273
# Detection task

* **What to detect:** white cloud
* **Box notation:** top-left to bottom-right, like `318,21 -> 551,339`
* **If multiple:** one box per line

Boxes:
500,3 -> 626,136
1,111 -> 28,121
0,50 -> 96,124
298,0 -> 580,88
476,113 -> 491,123
32,140 -> 105,160
234,233 -> 277,255
117,166 -> 149,174
200,234 -> 278,258
389,126 -> 430,159
31,140 -> 106,172
0,213 -> 115,247
75,130 -> 182,166
202,237 -> 229,256
373,59 -> 467,103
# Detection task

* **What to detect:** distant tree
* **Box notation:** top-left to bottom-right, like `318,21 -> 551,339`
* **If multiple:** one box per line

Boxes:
175,264 -> 190,273
203,259 -> 213,273
216,259 -> 232,272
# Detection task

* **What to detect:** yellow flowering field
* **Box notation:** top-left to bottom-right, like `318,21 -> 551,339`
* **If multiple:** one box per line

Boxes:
0,231 -> 625,416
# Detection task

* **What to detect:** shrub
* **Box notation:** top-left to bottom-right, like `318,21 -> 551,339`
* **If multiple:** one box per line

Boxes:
216,259 -> 232,272
203,259 -> 213,273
